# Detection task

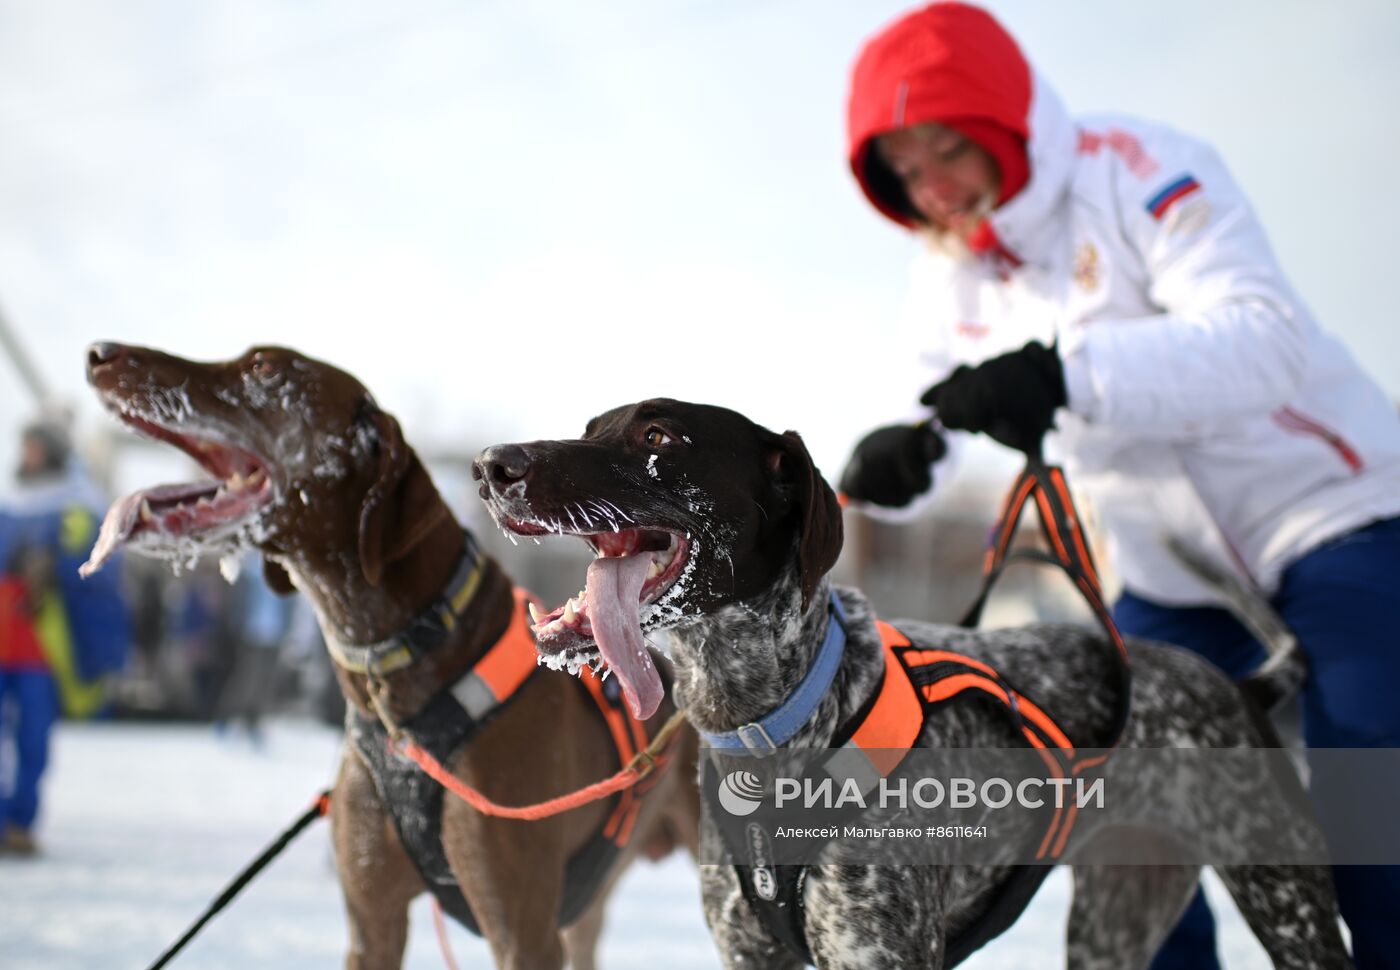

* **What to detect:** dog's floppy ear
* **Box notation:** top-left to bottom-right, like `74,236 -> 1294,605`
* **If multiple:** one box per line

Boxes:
262,557 -> 296,596
358,405 -> 448,587
772,430 -> 844,610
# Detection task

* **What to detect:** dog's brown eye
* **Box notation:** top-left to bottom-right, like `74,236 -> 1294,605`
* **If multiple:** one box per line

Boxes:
644,427 -> 672,447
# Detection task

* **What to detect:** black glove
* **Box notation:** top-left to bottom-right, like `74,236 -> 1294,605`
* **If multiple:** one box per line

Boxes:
839,422 -> 947,509
920,342 -> 1067,456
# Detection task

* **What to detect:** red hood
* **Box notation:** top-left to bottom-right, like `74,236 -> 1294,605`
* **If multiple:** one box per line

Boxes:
846,2 -> 1032,230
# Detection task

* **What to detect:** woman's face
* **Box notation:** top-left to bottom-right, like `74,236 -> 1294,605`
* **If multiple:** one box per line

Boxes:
875,123 -> 1000,239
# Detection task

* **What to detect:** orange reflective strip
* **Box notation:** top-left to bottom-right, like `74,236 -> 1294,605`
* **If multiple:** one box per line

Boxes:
615,794 -> 643,845
1072,574 -> 1129,663
579,668 -> 639,843
919,672 -> 1008,707
1035,762 -> 1068,861
1027,735 -> 1072,858
849,622 -> 924,775
602,799 -> 629,841
612,700 -> 654,843
916,673 -> 1075,757
902,649 -> 1000,680
1048,469 -> 1102,591
1051,801 -> 1080,859
988,475 -> 1036,571
1013,694 -> 1075,757
1072,753 -> 1111,775
1030,729 -> 1079,861
1033,488 -> 1074,567
911,667 -> 1081,860
472,590 -> 543,702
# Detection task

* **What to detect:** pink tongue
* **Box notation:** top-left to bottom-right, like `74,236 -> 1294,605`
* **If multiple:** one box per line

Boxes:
80,493 -> 143,578
585,554 -> 664,720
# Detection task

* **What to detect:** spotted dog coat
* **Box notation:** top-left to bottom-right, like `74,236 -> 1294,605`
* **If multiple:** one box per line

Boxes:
475,399 -> 1351,970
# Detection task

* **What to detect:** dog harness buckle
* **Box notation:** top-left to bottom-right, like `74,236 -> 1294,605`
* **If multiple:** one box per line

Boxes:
735,722 -> 779,753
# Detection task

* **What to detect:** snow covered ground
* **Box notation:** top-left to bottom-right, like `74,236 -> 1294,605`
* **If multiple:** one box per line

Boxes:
0,720 -> 1273,969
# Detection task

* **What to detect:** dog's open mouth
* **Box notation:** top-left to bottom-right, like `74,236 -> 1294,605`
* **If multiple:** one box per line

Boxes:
81,413 -> 275,578
502,517 -> 691,720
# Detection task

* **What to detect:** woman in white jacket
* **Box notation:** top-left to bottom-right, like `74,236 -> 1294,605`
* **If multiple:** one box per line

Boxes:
840,4 -> 1400,968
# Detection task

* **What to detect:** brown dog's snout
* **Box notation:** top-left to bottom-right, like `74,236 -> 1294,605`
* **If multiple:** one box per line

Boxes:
86,341 -> 129,375
473,444 -> 532,492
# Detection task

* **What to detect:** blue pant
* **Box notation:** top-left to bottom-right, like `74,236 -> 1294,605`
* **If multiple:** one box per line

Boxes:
0,669 -> 58,831
1115,516 -> 1400,970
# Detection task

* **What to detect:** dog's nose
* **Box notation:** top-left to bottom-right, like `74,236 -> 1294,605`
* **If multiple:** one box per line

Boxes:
474,445 -> 532,487
87,342 -> 125,372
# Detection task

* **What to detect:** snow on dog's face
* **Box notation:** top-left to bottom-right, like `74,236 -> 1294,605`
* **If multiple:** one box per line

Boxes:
473,399 -> 842,720
82,342 -> 420,588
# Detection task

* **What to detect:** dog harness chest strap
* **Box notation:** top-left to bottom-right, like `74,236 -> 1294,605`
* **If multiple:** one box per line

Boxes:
350,585 -> 662,937
717,615 -> 1089,968
326,534 -> 485,675
699,592 -> 850,752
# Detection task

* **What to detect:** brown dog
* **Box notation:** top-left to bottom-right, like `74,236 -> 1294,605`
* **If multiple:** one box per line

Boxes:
82,343 -> 699,970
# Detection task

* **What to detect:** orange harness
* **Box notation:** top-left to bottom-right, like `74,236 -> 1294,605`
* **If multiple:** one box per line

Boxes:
839,460 -> 1130,859
723,460 -> 1132,967
407,589 -> 664,835
861,621 -> 1103,864
350,586 -> 675,935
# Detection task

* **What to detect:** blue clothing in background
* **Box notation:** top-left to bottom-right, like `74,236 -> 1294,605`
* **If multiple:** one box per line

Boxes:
0,669 -> 59,830
1118,516 -> 1400,970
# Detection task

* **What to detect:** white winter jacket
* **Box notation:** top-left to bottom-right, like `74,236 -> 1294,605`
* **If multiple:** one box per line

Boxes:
896,75 -> 1400,604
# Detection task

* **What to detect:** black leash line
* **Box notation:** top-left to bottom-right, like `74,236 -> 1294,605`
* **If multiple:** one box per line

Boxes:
144,789 -> 331,970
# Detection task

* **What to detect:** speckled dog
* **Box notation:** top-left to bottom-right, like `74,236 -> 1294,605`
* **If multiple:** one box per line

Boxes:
474,399 -> 1352,970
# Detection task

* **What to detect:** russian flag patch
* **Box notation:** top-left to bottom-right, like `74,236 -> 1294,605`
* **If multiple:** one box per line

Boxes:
1145,174 -> 1202,220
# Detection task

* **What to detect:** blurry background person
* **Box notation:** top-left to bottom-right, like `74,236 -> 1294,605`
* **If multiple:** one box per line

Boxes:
0,417 -> 131,854
212,550 -> 293,747
839,4 -> 1400,968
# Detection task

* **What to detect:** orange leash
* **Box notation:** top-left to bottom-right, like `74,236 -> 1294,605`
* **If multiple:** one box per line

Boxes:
392,708 -> 688,821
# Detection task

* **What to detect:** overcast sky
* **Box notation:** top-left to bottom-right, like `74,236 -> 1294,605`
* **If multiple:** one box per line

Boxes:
1,0 -> 1397,485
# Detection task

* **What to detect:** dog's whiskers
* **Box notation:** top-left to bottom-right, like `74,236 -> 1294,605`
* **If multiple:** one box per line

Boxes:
575,502 -> 596,530
603,499 -> 635,524
587,499 -> 618,531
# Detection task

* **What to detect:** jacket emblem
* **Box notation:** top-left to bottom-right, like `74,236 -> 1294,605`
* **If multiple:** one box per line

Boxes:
1073,242 -> 1101,292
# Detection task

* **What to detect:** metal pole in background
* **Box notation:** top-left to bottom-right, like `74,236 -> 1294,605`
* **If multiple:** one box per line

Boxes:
0,298 -> 54,407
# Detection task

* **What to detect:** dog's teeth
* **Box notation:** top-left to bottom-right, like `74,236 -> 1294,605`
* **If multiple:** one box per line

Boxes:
196,496 -> 213,509
563,598 -> 577,624
647,559 -> 662,578
528,601 -> 542,624
140,500 -> 154,522
248,469 -> 265,484
228,471 -> 245,490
